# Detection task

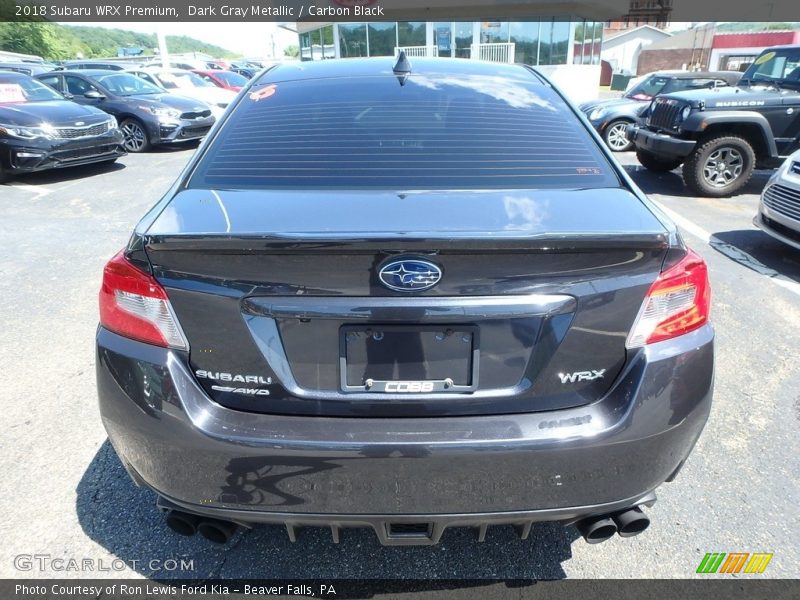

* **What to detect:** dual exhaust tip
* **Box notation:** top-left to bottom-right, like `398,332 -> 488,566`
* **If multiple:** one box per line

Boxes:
165,510 -> 239,544
576,506 -> 650,544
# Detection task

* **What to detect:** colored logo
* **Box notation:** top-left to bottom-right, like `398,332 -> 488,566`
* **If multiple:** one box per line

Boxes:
378,258 -> 442,292
696,552 -> 773,574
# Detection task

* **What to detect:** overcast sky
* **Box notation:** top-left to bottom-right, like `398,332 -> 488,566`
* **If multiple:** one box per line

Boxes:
64,22 -> 298,58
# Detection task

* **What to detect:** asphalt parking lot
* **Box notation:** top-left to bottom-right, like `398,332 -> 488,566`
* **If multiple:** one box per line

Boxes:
0,145 -> 798,581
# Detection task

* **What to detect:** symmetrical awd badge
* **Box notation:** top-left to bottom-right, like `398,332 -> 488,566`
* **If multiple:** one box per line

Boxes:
378,258 -> 442,292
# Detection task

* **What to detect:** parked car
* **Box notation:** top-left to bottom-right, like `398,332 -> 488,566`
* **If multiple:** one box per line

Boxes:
206,59 -> 230,70
61,60 -> 129,71
754,149 -> 800,250
125,67 -> 236,117
96,56 -> 714,547
628,45 -> 800,197
192,69 -> 248,92
0,61 -> 56,76
580,71 -> 741,152
35,70 -> 215,153
232,67 -> 257,79
140,59 -> 206,71
0,72 -> 124,183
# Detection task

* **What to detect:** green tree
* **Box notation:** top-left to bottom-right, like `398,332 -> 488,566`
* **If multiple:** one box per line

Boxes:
1,22 -> 58,58
284,44 -> 300,58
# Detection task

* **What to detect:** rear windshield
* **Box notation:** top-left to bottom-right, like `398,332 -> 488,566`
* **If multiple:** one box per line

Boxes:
188,72 -> 619,190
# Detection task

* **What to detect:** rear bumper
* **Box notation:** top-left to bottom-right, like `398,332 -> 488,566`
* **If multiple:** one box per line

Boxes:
627,125 -> 696,158
96,324 -> 714,535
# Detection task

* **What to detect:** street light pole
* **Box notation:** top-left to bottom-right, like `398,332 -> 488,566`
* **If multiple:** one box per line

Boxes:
157,24 -> 169,67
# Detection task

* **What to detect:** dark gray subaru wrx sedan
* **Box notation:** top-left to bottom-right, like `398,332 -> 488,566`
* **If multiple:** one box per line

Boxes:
96,56 -> 714,547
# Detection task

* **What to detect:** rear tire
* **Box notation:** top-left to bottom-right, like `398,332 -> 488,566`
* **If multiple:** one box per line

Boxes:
120,118 -> 151,153
635,149 -> 683,172
603,120 -> 633,152
682,135 -> 755,197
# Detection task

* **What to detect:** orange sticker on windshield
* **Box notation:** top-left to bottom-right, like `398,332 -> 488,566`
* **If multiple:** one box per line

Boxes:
250,85 -> 276,101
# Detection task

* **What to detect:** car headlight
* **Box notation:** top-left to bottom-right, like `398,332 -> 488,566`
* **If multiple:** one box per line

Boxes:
588,107 -> 606,121
107,117 -> 118,129
680,106 -> 692,121
0,123 -> 55,140
140,106 -> 182,120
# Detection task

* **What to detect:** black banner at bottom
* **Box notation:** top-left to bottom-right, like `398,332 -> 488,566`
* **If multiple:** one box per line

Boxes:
3,579 -> 799,599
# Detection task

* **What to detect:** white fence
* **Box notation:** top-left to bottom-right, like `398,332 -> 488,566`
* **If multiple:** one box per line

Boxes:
470,43 -> 516,64
394,46 -> 438,58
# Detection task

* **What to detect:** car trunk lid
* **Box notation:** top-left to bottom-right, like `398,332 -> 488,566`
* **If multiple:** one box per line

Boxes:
141,187 -> 669,417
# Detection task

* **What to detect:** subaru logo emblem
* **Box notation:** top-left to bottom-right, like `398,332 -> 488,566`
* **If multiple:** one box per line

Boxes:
378,258 -> 442,292
74,121 -> 84,126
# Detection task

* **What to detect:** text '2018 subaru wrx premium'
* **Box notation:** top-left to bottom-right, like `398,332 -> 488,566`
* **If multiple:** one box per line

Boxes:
96,56 -> 714,547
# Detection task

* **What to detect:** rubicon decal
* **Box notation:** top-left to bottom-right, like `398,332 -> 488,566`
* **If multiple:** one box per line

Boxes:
696,552 -> 773,574
714,101 -> 766,107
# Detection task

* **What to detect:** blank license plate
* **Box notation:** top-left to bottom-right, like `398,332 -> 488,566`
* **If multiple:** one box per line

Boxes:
340,326 -> 478,393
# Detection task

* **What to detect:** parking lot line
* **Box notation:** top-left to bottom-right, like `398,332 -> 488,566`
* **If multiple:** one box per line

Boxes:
651,199 -> 800,298
7,182 -> 55,199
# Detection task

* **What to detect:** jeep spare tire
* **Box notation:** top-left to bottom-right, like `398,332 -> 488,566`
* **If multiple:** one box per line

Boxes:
635,149 -> 683,172
683,135 -> 755,197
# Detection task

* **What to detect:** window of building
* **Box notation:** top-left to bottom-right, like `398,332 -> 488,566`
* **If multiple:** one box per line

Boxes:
368,22 -> 397,56
338,23 -> 367,58
434,22 -> 453,57
321,25 -> 335,59
539,20 -> 570,65
510,21 -> 539,65
454,22 -> 473,58
573,20 -> 603,65
397,21 -> 426,47
480,21 -> 509,44
299,32 -> 312,61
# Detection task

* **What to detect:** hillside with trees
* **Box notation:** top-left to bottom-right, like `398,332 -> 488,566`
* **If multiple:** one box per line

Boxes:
0,22 -> 237,60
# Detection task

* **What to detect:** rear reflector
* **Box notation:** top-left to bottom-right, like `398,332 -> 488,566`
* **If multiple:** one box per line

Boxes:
626,249 -> 711,348
99,250 -> 188,350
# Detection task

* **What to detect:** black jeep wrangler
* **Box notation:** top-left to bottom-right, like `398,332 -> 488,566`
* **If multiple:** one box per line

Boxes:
628,45 -> 800,197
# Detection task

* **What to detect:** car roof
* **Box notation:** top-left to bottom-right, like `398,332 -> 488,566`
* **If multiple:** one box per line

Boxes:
138,67 -> 188,73
0,61 -> 40,68
257,57 -> 540,85
0,70 -> 31,81
49,69 -> 120,78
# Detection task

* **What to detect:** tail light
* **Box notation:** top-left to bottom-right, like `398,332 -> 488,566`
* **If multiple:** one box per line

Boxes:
99,250 -> 188,350
626,249 -> 711,348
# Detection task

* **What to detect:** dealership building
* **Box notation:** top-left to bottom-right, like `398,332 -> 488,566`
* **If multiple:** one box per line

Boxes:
287,19 -> 606,102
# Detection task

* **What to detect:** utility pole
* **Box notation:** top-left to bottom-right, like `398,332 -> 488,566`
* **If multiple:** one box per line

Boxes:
156,24 -> 169,67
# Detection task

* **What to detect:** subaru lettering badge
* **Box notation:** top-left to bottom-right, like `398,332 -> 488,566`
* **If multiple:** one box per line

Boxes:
379,259 -> 442,292
74,121 -> 84,126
